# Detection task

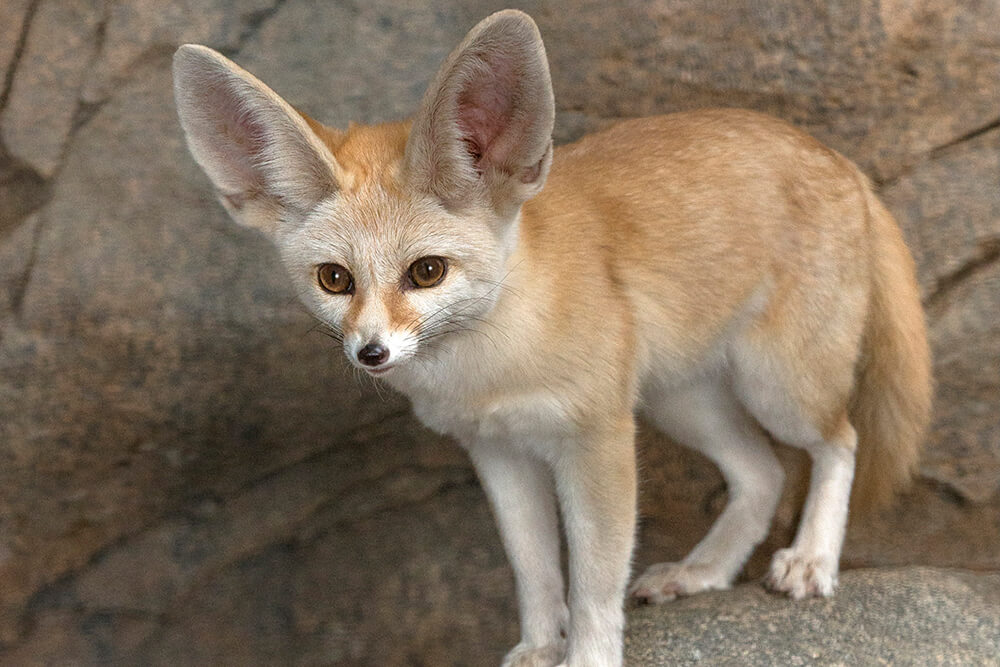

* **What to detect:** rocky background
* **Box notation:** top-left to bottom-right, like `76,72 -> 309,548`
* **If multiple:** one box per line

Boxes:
0,0 -> 997,664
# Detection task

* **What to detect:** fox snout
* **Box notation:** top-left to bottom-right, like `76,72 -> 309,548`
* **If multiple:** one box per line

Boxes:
343,325 -> 418,375
344,335 -> 396,374
357,342 -> 390,367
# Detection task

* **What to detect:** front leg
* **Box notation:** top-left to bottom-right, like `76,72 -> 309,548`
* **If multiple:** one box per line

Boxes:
554,416 -> 638,667
468,443 -> 569,666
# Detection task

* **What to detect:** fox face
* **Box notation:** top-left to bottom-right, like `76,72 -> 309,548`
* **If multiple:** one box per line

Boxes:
173,16 -> 554,377
278,157 -> 513,376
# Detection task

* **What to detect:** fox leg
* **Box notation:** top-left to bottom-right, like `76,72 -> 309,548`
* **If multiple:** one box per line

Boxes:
554,416 -> 637,667
632,376 -> 785,603
467,444 -> 568,667
731,334 -> 859,599
765,423 -> 856,598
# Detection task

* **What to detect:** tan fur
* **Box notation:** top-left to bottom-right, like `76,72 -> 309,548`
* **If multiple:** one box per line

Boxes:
323,120 -> 411,194
513,110 -> 929,512
317,102 -> 929,567
382,285 -> 422,330
849,190 -> 933,511
173,12 -> 932,665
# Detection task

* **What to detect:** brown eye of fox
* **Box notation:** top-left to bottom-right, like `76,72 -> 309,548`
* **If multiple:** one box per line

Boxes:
409,256 -> 448,288
317,263 -> 353,294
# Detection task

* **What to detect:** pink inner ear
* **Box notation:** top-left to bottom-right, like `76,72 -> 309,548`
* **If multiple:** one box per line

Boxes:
205,81 -> 270,190
455,54 -> 519,171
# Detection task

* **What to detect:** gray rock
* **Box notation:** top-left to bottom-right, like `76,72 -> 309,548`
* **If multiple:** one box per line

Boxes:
0,0 -> 104,177
0,0 -> 33,91
878,120 -> 1000,506
0,0 -> 998,662
0,212 -> 38,314
925,263 -> 1000,504
625,568 -> 1000,666
80,0 -> 277,104
881,128 -> 1000,300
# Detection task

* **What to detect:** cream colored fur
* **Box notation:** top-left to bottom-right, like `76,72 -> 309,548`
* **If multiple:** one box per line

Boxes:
173,10 -> 931,667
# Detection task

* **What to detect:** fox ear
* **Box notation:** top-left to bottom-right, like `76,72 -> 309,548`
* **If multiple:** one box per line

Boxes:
172,44 -> 339,233
405,10 -> 555,215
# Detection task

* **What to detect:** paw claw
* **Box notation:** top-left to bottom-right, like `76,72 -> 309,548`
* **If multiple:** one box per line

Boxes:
502,641 -> 565,667
630,562 -> 730,604
766,548 -> 837,599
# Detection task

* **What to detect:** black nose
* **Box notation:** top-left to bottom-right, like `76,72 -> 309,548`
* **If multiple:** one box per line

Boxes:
358,342 -> 389,366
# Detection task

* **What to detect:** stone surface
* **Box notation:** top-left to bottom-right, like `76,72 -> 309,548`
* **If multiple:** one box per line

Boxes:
0,211 -> 39,315
0,0 -> 34,93
625,568 -> 1000,665
882,127 -> 1000,300
0,1 -> 51,236
80,0 -> 279,104
0,145 -> 48,238
924,263 -> 1000,504
4,473 -> 517,665
0,0 -> 998,663
0,0 -> 104,177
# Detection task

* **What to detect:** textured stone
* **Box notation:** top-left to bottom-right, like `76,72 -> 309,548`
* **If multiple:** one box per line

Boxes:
924,263 -> 1000,504
6,483 -> 516,665
234,1 -> 497,126
0,148 -> 48,240
0,1 -> 50,238
0,61 -> 413,637
863,0 -> 1000,180
881,127 -> 1000,299
0,212 -> 38,316
0,0 -> 34,91
843,477 -> 1000,572
625,568 -> 1000,665
877,127 -> 1000,505
0,0 -> 999,663
80,0 -> 277,104
0,0 -> 103,177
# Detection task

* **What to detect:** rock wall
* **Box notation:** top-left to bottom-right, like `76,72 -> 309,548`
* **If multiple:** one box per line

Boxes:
0,1 -> 997,664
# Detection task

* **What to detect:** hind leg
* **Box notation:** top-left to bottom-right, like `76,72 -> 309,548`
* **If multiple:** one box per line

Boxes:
731,333 -> 859,599
631,376 -> 784,603
765,423 -> 856,598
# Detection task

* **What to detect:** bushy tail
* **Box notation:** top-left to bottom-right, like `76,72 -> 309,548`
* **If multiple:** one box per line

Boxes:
849,188 -> 933,512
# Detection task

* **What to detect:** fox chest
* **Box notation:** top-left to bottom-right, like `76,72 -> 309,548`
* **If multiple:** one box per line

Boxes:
409,390 -> 576,448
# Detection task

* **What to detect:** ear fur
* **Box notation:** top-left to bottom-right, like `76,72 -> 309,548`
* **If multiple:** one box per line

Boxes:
404,10 -> 555,215
172,44 -> 339,233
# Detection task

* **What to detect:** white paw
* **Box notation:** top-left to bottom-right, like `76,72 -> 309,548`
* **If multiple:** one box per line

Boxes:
766,548 -> 838,599
502,641 -> 565,667
629,561 -> 732,604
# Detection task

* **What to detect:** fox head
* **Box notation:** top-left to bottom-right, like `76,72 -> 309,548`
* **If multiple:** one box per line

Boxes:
172,11 -> 554,377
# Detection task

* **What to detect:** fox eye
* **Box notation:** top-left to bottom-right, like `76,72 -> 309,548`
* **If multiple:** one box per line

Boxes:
408,256 -> 448,288
317,263 -> 354,294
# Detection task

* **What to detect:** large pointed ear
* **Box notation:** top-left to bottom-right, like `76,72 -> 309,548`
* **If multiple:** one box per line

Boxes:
404,10 -> 555,215
172,44 -> 340,233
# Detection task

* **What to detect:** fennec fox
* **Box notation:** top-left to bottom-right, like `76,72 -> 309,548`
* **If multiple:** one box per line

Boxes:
173,9 -> 931,667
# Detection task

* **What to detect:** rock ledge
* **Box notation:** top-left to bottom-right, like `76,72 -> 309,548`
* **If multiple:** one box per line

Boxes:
626,567 -> 1000,666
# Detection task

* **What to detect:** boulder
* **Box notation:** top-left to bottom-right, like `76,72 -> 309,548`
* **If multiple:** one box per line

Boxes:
626,568 -> 1000,665
0,0 -> 997,661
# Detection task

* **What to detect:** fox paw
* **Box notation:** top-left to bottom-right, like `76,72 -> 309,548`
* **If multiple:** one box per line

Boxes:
766,548 -> 837,599
502,641 -> 565,667
629,562 -> 731,604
